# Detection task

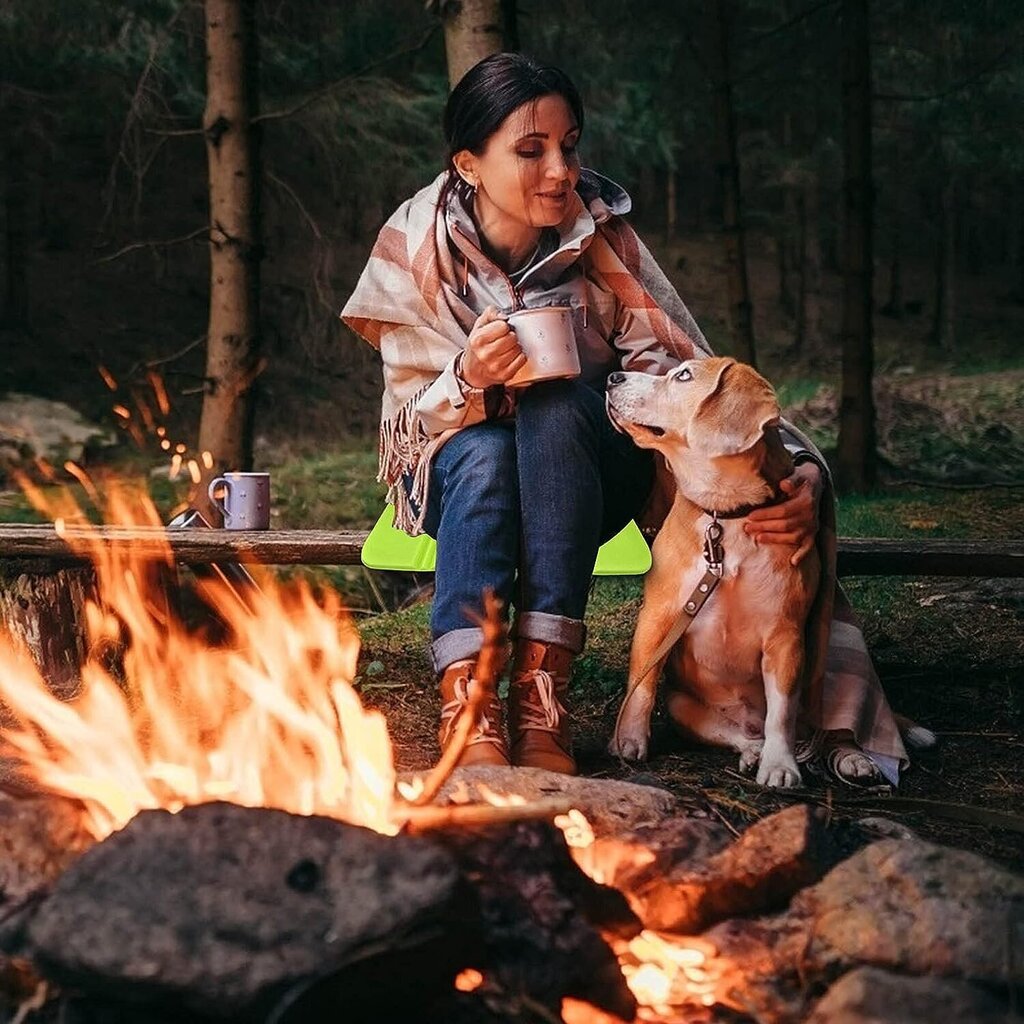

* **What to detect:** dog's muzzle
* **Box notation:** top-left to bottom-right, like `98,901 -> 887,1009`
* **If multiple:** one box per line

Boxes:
604,388 -> 628,435
605,377 -> 666,439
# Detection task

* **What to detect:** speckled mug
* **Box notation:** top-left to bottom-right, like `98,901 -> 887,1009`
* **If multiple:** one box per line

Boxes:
208,472 -> 271,530
505,305 -> 581,387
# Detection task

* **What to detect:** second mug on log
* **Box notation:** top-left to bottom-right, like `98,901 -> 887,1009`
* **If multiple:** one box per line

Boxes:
208,472 -> 271,530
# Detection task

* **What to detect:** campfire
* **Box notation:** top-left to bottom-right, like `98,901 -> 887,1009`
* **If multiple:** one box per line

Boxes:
0,479 -> 726,1024
4,478 -> 1019,1024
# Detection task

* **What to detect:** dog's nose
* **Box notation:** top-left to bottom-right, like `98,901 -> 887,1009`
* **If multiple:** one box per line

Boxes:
607,372 -> 625,388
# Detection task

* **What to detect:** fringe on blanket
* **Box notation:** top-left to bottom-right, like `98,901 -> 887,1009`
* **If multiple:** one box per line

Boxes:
377,384 -> 448,535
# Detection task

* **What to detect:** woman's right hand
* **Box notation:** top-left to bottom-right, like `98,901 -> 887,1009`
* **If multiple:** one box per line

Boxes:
460,306 -> 526,388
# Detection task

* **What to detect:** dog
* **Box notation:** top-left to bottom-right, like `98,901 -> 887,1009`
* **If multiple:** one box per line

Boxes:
605,357 -> 821,788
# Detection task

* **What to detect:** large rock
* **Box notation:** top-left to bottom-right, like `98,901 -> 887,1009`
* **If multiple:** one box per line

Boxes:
0,794 -> 93,1002
0,794 -> 93,906
0,392 -> 117,470
624,804 -> 839,932
702,838 -> 1024,1023
431,819 -> 638,1023
807,966 -> 1023,1024
436,765 -> 679,837
794,838 -> 1024,985
4,802 -> 476,1021
580,812 -> 732,898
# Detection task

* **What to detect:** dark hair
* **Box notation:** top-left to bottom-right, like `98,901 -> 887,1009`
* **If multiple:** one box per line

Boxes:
439,52 -> 584,207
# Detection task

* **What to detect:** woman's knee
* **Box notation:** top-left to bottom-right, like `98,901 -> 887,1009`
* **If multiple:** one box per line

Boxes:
434,423 -> 517,503
516,379 -> 603,437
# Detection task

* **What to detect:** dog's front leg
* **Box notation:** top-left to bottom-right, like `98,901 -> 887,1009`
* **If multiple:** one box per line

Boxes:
609,598 -> 677,761
756,630 -> 804,788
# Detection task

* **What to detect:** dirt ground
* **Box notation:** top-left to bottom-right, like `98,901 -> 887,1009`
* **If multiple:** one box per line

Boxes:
357,569 -> 1024,874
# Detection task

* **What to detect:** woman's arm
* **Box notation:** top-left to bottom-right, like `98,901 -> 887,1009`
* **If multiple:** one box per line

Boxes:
379,307 -> 521,437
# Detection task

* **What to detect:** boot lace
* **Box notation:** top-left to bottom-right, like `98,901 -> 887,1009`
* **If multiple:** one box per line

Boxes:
514,669 -> 566,734
439,675 -> 504,747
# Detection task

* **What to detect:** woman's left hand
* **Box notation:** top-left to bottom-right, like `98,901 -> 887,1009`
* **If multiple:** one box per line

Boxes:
743,461 -> 823,566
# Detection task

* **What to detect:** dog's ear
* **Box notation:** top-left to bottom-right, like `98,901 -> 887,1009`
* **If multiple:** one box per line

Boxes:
688,361 -> 781,456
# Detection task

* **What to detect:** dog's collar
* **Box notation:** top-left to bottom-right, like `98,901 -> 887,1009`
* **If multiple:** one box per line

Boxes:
701,489 -> 785,520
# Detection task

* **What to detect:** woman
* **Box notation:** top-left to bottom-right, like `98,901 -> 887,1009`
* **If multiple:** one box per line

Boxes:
342,53 -> 905,783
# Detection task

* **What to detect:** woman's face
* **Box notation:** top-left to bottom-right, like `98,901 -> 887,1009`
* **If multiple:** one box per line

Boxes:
457,93 -> 581,234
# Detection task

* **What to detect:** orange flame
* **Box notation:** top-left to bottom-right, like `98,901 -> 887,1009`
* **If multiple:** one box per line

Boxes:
553,811 -> 727,1017
3,473 -> 732,1019
0,481 -> 397,840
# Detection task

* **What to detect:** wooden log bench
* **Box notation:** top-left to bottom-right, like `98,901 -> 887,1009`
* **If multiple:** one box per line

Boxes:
1,523 -> 1020,691
0,523 -> 1022,577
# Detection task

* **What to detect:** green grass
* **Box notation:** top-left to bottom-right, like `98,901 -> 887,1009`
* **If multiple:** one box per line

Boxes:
835,487 -> 1019,540
267,448 -> 384,531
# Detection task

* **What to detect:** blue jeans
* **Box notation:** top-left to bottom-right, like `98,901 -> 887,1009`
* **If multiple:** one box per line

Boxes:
418,379 -> 654,674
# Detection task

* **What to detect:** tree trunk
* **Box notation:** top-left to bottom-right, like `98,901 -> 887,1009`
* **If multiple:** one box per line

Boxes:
1007,184 -> 1020,275
0,564 -> 94,700
835,0 -> 877,493
793,187 -> 808,356
777,110 -> 797,319
2,133 -> 30,328
881,216 -> 903,318
778,183 -> 798,317
196,0 -> 262,514
712,0 -> 757,366
801,176 -> 823,350
664,170 -> 677,244
441,0 -> 505,90
500,0 -> 519,52
1018,181 -> 1024,302
930,176 -> 955,348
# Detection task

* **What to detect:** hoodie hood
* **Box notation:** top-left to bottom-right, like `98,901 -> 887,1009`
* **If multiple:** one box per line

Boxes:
576,167 -> 632,221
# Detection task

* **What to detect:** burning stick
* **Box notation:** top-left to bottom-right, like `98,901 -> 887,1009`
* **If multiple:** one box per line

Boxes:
395,797 -> 574,833
406,590 -> 505,809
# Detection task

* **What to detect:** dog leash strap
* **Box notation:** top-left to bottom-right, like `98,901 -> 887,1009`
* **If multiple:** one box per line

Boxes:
633,568 -> 721,687
631,516 -> 727,688
612,520 -> 726,748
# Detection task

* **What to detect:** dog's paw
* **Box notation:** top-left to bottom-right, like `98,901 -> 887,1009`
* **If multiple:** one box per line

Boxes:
738,742 -> 763,774
608,728 -> 649,761
756,748 -> 802,789
832,748 -> 882,783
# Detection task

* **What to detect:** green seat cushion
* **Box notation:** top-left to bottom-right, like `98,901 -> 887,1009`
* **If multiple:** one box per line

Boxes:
361,506 -> 651,576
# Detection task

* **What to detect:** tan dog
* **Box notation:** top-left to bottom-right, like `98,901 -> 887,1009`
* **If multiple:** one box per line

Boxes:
606,357 -> 819,788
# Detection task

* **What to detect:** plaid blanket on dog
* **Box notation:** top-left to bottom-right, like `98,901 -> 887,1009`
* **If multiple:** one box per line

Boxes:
341,172 -> 908,780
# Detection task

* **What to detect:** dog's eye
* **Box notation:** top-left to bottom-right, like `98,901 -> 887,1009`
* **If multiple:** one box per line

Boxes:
674,367 -> 693,382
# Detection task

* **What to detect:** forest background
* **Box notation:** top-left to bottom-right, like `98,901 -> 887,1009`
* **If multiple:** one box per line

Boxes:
0,1 -> 1022,863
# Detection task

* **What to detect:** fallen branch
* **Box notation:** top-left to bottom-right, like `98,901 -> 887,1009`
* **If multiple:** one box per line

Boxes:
832,796 -> 1024,834
395,798 -> 574,833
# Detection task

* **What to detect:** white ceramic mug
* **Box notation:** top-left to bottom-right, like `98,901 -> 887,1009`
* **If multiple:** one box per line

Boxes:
208,472 -> 271,530
505,305 -> 581,387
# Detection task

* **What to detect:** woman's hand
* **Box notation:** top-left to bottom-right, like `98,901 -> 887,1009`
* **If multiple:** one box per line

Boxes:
460,306 -> 527,388
743,461 -> 823,566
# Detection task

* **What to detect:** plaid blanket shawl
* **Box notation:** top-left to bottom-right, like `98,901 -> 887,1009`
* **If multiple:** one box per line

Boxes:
341,173 -> 907,779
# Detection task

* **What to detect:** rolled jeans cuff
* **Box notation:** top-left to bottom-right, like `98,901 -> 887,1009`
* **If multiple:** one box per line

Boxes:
514,611 -> 586,655
431,627 -> 487,675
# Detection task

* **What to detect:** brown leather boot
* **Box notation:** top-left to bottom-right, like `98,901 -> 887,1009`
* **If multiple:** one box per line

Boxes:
437,659 -> 510,767
508,639 -> 576,774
